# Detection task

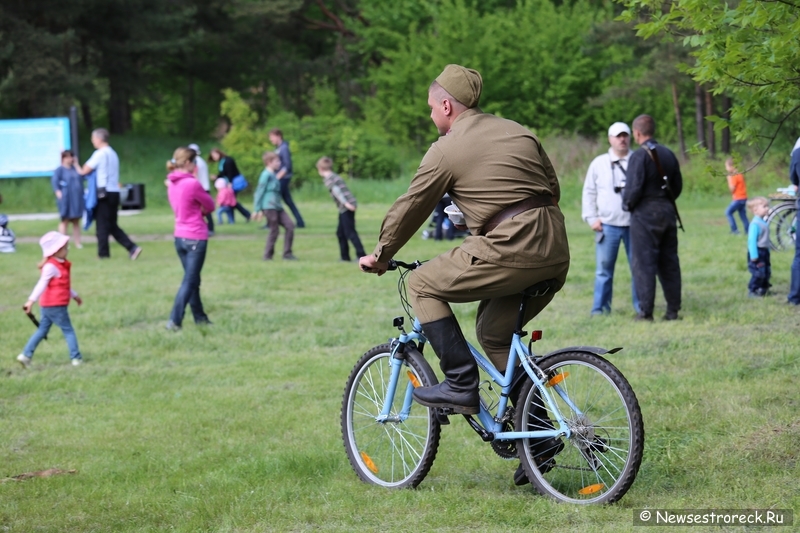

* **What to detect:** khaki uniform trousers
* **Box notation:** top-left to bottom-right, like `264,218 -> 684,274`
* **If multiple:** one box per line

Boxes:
409,247 -> 570,370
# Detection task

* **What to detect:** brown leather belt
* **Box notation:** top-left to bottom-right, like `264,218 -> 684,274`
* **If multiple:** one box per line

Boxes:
480,195 -> 555,236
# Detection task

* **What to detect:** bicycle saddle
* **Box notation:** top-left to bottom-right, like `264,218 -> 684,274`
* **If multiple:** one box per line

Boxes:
521,278 -> 562,298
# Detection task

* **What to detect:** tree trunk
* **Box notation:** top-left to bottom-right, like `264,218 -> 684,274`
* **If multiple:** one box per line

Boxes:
186,75 -> 195,136
80,99 -> 94,132
695,83 -> 706,149
721,95 -> 732,154
108,77 -> 131,134
705,89 -> 716,158
671,80 -> 687,159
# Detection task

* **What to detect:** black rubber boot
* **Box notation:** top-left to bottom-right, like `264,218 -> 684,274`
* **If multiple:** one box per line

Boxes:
412,315 -> 480,415
512,385 -> 564,485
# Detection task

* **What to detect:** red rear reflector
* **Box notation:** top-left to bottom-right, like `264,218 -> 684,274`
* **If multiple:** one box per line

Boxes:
531,330 -> 542,341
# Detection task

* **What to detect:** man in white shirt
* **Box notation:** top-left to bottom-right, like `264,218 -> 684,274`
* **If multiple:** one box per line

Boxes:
188,143 -> 214,235
80,128 -> 142,260
581,122 -> 639,316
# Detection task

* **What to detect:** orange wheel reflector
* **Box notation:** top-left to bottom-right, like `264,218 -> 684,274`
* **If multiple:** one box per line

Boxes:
578,483 -> 605,495
407,371 -> 421,388
546,372 -> 569,387
360,451 -> 378,474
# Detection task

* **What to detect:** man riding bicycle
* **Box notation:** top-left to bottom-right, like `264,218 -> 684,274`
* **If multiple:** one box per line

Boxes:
359,64 -> 571,418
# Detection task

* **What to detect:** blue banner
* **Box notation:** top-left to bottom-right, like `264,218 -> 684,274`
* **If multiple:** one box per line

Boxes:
0,117 -> 72,178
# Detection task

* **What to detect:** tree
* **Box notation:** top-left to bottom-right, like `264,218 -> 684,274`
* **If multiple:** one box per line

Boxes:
619,0 -> 800,160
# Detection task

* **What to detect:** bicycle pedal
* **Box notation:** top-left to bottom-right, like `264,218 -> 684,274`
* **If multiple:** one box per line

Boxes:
435,408 -> 453,424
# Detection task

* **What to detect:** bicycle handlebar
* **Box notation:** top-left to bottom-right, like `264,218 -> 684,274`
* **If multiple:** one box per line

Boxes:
387,259 -> 421,271
361,259 -> 422,272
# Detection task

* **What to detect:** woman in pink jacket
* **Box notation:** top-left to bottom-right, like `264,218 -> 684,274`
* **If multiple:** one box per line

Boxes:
165,147 -> 216,331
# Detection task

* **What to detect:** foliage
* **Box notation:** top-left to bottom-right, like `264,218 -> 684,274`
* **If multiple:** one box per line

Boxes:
218,87 -> 402,186
618,0 -> 800,154
355,0 -> 615,146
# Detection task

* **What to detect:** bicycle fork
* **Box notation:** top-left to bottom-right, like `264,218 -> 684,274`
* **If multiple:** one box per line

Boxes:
376,331 -> 422,424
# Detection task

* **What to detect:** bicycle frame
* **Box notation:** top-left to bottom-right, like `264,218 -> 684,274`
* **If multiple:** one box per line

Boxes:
377,317 -> 576,442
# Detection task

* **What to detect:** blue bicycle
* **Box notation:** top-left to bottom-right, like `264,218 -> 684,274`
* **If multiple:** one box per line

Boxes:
341,260 -> 644,504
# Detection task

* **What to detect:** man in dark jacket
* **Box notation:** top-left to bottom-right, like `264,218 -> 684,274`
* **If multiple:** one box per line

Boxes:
623,114 -> 683,321
786,139 -> 800,304
269,129 -> 306,228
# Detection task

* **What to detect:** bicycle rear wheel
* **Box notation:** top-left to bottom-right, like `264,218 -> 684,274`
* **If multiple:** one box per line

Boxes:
515,351 -> 644,504
341,344 -> 441,488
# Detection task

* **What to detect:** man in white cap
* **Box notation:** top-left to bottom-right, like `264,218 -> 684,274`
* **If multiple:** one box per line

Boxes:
188,143 -> 214,236
581,122 -> 639,316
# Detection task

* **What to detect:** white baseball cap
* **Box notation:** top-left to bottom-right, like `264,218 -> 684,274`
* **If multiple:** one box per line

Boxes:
188,143 -> 201,155
608,122 -> 631,137
40,231 -> 70,257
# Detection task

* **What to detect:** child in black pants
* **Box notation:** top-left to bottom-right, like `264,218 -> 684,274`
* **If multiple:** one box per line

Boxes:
317,157 -> 366,262
746,197 -> 772,297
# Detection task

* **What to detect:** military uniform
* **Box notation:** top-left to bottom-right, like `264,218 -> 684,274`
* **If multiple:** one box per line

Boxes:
373,107 -> 570,368
623,139 -> 683,319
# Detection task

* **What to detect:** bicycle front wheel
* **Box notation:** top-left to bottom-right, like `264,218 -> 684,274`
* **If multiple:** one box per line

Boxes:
515,351 -> 644,504
341,344 -> 441,488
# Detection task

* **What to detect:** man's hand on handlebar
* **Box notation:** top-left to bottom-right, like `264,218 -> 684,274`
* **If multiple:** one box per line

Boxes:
359,255 -> 389,276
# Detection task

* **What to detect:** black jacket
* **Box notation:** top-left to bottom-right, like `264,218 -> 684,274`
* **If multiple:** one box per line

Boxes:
623,140 -> 682,213
217,157 -> 241,181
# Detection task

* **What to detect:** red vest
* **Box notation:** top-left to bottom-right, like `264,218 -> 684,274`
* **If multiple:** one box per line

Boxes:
40,258 -> 71,307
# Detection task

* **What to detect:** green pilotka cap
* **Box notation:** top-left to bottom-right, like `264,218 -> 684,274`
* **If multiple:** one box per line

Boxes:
435,64 -> 483,108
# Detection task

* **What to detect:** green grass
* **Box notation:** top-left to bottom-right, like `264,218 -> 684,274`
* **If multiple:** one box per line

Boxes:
1,194 -> 799,532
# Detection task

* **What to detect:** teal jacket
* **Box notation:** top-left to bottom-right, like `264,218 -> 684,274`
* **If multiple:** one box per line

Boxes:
253,168 -> 283,212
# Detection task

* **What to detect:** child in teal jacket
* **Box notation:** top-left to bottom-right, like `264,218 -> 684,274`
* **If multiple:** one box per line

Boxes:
252,152 -> 296,260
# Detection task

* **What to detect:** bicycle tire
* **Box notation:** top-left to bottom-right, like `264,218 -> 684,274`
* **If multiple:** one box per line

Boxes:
767,204 -> 797,251
515,351 -> 644,504
341,344 -> 441,488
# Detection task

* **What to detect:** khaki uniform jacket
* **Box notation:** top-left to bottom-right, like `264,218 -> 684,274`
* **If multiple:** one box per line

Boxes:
373,108 -> 570,269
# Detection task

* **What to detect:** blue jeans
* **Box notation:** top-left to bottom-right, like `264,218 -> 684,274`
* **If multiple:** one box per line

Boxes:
170,238 -> 209,326
726,199 -> 749,233
23,305 -> 81,360
592,224 -> 640,315
280,177 -> 305,228
217,206 -> 234,224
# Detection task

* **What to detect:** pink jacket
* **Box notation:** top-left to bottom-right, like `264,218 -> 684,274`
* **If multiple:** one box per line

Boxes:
167,170 -> 215,240
216,186 -> 237,207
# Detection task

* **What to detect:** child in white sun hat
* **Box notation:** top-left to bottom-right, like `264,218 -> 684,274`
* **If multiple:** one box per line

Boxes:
17,231 -> 84,368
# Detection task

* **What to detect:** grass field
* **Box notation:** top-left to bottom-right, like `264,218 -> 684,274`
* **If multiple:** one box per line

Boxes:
1,193 -> 798,532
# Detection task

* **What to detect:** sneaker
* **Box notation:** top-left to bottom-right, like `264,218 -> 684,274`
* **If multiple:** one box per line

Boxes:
71,358 -> 82,366
16,354 -> 31,368
165,321 -> 181,331
283,254 -> 298,260
195,319 -> 213,326
129,246 -> 143,261
634,312 -> 654,322
75,243 -> 83,249
663,311 -> 681,320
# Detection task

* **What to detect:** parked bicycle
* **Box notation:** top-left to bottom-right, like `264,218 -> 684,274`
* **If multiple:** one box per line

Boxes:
340,259 -> 644,504
766,191 -> 797,252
